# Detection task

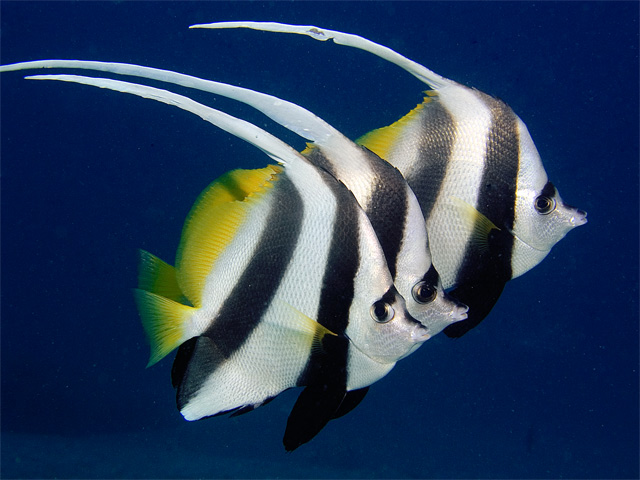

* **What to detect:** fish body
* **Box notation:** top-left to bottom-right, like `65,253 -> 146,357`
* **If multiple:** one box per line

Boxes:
195,22 -> 587,336
0,58 -> 467,338
142,162 -> 419,420
0,70 -> 431,447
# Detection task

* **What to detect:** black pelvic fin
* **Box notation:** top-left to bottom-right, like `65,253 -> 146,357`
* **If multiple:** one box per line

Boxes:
283,384 -> 347,452
443,278 -> 506,338
332,387 -> 369,419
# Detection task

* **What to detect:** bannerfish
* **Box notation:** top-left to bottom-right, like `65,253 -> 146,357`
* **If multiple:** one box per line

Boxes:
3,71 -> 431,450
0,58 -> 467,335
196,22 -> 588,337
0,58 -> 467,443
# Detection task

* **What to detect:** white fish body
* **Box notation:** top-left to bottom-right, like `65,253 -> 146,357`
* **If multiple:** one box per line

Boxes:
193,22 -> 588,336
0,58 -> 467,338
0,69 -> 430,447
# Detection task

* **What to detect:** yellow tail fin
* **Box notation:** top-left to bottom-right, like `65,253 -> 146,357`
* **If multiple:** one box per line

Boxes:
134,288 -> 196,367
137,250 -> 186,303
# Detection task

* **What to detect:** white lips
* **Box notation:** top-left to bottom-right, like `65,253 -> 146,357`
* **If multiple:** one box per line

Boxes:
452,304 -> 469,321
411,324 -> 432,343
571,210 -> 588,227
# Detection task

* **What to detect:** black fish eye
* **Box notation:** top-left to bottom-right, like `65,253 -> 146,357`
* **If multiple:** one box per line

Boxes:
412,281 -> 437,304
534,195 -> 556,215
370,301 -> 395,323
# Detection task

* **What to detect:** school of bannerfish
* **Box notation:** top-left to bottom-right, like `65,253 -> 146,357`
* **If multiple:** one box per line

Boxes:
0,22 -> 587,451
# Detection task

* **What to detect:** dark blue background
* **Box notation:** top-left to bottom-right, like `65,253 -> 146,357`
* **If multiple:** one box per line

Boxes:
1,2 -> 638,478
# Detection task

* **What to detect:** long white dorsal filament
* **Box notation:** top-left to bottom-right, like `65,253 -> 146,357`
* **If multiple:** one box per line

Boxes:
25,73 -> 305,168
1,60 -> 335,145
189,21 -> 452,91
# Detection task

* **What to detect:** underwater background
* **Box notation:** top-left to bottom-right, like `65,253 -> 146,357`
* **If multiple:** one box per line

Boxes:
1,2 -> 638,478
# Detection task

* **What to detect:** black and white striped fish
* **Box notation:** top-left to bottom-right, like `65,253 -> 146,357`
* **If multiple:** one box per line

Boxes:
1,71 -> 431,449
0,58 -> 467,338
198,22 -> 588,337
0,57 -> 467,446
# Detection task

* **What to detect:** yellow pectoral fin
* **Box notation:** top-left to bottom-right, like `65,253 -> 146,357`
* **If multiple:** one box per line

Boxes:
449,196 -> 501,253
356,98 -> 430,159
273,300 -> 337,354
137,249 -> 187,303
176,165 -> 282,307
134,288 -> 197,367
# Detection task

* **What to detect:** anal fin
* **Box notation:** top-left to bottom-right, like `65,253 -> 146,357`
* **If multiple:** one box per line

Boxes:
333,387 -> 369,419
172,336 -> 227,410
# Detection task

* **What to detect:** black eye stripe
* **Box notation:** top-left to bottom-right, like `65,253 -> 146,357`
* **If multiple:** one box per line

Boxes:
540,181 -> 556,199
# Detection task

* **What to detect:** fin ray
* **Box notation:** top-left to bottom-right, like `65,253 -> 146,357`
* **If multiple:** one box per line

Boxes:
137,249 -> 186,303
449,196 -> 500,253
176,166 -> 281,306
134,288 -> 196,367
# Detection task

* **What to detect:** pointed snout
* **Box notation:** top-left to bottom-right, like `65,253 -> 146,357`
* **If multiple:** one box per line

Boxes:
569,207 -> 588,227
451,303 -> 469,322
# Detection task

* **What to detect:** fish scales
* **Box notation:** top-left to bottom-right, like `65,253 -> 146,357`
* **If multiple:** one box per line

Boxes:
200,22 -> 587,336
0,70 -> 431,446
0,58 -> 468,338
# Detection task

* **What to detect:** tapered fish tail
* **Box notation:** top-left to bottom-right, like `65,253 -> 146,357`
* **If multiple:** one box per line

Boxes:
133,288 -> 196,367
137,249 -> 185,303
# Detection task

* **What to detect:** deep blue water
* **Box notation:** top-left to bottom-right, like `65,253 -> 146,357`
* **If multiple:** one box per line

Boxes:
1,2 -> 638,478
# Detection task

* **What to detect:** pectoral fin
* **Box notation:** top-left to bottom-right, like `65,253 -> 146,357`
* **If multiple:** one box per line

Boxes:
450,196 -> 500,254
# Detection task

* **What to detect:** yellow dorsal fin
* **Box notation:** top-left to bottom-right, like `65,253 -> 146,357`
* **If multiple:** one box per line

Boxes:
176,165 -> 282,307
137,249 -> 187,303
449,196 -> 500,253
356,94 -> 435,159
134,288 -> 197,367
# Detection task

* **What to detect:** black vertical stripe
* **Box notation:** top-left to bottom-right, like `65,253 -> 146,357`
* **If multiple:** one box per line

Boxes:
315,170 -> 362,336
297,169 -> 362,388
455,93 -> 519,287
404,98 -> 456,222
306,145 -> 409,280
444,94 -> 520,337
360,147 -> 408,280
173,173 -> 304,403
203,173 -> 304,349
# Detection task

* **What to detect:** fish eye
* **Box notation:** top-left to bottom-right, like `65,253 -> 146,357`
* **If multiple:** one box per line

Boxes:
370,301 -> 395,323
412,281 -> 437,304
534,195 -> 556,215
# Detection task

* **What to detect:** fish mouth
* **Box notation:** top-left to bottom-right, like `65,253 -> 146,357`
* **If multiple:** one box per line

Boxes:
569,208 -> 588,227
451,304 -> 469,322
411,324 -> 432,343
